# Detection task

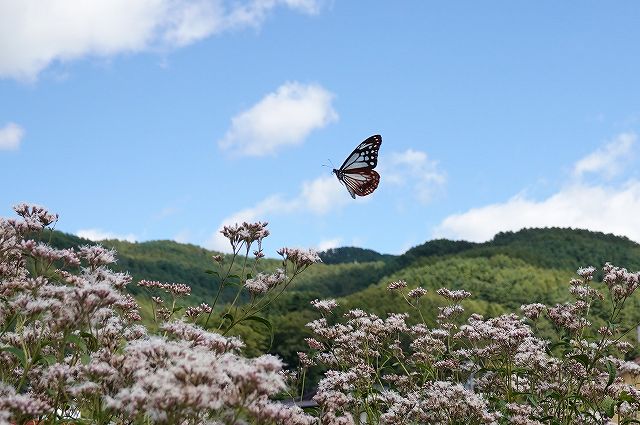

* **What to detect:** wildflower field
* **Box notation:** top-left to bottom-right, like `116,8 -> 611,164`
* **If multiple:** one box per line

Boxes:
1,204 -> 640,424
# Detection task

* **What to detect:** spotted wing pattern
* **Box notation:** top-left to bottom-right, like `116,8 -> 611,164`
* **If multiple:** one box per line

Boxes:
338,134 -> 382,171
333,135 -> 382,198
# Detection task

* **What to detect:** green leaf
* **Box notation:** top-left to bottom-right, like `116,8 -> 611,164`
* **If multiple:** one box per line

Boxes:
66,333 -> 88,352
526,394 -> 539,407
243,315 -> 274,348
605,359 -> 616,388
569,353 -> 590,367
222,313 -> 234,325
605,398 -> 615,419
618,391 -> 636,403
204,269 -> 219,277
0,345 -> 27,368
39,355 -> 58,366
34,353 -> 61,367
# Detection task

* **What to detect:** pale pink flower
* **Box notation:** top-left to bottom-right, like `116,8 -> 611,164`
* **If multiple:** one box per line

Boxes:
297,352 -> 315,368
221,221 -> 269,251
278,247 -> 322,269
0,382 -> 51,419
138,280 -> 191,296
13,203 -> 58,230
438,304 -> 464,320
387,280 -> 407,290
244,270 -> 285,294
576,266 -> 596,280
305,337 -> 325,350
407,287 -> 427,299
78,245 -> 117,267
437,288 -> 472,301
161,320 -> 243,352
310,298 -> 338,313
520,303 -> 546,320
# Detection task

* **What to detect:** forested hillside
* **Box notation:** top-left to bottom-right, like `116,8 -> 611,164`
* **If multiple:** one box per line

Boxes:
319,246 -> 394,264
51,226 -> 640,303
49,227 -> 640,367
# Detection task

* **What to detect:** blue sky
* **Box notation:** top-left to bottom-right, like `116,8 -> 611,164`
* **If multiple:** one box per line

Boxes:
1,1 -> 640,255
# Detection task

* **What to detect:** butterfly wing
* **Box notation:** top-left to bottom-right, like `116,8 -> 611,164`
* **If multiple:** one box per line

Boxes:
340,169 -> 380,199
334,134 -> 382,198
338,134 -> 382,171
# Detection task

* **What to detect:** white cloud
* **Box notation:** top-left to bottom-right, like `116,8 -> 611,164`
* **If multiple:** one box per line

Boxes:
382,148 -> 446,203
208,174 -> 349,251
317,237 -> 342,251
433,182 -> 640,243
434,133 -> 640,243
300,173 -> 348,214
573,132 -> 636,179
218,81 -> 338,156
162,0 -> 224,47
0,123 -> 25,150
0,0 -> 324,80
76,228 -> 138,243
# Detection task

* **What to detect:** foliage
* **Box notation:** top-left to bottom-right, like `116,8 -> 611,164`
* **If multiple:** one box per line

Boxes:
456,227 -> 640,272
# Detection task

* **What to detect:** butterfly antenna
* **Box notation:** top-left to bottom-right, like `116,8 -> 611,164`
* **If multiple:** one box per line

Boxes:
322,159 -> 336,170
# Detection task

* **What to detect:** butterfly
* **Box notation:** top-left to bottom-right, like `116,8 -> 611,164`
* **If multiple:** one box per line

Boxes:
333,134 -> 382,199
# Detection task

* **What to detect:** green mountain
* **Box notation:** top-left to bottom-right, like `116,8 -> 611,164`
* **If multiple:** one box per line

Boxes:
400,227 -> 640,271
49,226 -> 640,306
48,227 -> 640,367
319,246 -> 395,264
48,231 -> 391,303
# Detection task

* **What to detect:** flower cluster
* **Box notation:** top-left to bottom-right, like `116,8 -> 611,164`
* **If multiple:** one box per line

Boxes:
12,202 -> 58,230
220,221 -> 269,254
244,269 -> 286,294
602,262 -> 640,301
278,247 -> 322,273
205,220 -> 321,338
303,266 -> 640,424
184,302 -> 213,319
386,279 -> 407,290
0,204 -> 315,425
138,279 -> 192,296
310,298 -> 338,313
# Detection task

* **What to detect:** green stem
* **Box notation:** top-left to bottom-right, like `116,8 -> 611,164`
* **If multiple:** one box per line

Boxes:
223,246 -> 251,320
299,368 -> 307,402
205,250 -> 240,327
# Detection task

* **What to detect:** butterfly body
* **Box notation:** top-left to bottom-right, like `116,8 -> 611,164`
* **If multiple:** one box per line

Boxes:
333,135 -> 382,198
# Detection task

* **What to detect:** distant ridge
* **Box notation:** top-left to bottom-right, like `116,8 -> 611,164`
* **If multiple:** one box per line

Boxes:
47,226 -> 640,302
319,247 -> 395,264
397,227 -> 640,271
